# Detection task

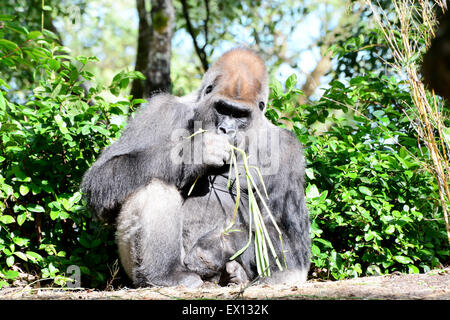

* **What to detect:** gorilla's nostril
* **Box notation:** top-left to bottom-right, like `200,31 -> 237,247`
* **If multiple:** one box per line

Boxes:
217,126 -> 236,138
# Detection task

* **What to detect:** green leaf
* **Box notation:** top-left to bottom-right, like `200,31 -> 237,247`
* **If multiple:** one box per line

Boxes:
26,204 -> 45,213
358,186 -> 372,196
0,14 -> 15,21
314,238 -> 333,248
50,210 -> 59,220
385,225 -> 395,234
48,59 -> 60,71
16,213 -> 27,226
306,184 -> 320,199
27,31 -> 42,40
3,270 -> 19,280
26,251 -> 43,262
305,168 -> 315,180
0,280 -> 9,289
19,184 -> 30,196
311,244 -> 320,256
79,236 -> 91,248
81,125 -> 91,135
270,80 -> 283,97
285,73 -> 297,91
1,183 -> 13,196
131,98 -> 147,106
54,114 -> 69,134
0,215 -> 15,224
366,265 -> 382,276
69,192 -> 82,206
0,39 -> 19,52
13,251 -> 28,261
0,91 -> 6,110
408,265 -> 419,274
13,237 -> 28,246
319,190 -> 328,202
372,110 -> 384,119
62,198 -> 72,211
364,231 -> 374,241
6,256 -> 14,267
393,255 -> 413,264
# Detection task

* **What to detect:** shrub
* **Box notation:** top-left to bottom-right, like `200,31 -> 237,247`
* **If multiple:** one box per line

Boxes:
267,73 -> 449,280
0,20 -> 144,288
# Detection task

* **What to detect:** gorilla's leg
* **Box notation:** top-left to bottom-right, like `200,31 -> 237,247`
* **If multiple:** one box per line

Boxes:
116,179 -> 203,288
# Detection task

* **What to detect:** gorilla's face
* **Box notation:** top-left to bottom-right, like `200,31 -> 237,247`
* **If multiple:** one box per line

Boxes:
213,99 -> 252,139
195,48 -> 269,144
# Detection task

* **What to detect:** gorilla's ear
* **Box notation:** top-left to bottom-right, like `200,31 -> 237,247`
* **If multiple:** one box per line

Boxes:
258,101 -> 265,111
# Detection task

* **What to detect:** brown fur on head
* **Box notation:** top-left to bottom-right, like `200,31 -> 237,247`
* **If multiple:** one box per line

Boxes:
213,48 -> 267,105
199,48 -> 269,111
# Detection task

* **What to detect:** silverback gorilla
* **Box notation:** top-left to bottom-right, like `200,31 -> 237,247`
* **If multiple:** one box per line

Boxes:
81,48 -> 310,287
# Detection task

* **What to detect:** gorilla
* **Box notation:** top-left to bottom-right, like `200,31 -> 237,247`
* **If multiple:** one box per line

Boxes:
81,48 -> 310,288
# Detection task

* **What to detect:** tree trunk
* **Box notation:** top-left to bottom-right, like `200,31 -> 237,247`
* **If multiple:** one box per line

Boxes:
146,0 -> 175,96
130,0 -> 152,99
131,0 -> 174,99
298,50 -> 333,105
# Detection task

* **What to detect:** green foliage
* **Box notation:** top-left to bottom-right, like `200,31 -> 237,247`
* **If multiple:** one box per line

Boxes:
0,22 -> 141,288
0,1 -> 88,90
267,71 -> 449,280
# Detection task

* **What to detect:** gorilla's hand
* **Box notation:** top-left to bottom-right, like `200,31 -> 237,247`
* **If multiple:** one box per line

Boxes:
202,132 -> 231,167
226,261 -> 248,285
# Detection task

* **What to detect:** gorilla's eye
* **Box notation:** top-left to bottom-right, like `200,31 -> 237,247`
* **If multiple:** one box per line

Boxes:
205,85 -> 213,95
258,101 -> 265,111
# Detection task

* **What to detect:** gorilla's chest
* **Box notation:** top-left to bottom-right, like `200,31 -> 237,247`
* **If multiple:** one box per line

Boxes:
181,174 -> 249,247
184,174 -> 248,212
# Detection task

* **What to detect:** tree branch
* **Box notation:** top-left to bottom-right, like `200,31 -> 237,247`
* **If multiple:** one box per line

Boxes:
202,0 -> 210,50
179,0 -> 209,72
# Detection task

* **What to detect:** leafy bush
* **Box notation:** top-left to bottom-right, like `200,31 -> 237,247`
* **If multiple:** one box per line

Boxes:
0,18 -> 144,288
267,73 -> 449,280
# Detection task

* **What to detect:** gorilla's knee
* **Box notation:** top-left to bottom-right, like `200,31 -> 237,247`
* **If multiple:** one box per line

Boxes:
116,179 -> 186,286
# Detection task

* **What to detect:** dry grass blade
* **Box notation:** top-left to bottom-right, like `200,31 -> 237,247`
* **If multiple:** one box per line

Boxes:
227,145 -> 285,276
224,150 -> 241,233
366,0 -> 450,245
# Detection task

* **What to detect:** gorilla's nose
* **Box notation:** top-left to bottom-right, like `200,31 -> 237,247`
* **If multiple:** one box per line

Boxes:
218,125 -> 236,138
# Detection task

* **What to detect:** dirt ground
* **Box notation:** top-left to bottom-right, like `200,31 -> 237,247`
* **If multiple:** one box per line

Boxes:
0,268 -> 449,300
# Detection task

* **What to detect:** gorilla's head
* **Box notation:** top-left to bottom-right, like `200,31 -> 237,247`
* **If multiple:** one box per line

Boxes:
194,48 -> 269,142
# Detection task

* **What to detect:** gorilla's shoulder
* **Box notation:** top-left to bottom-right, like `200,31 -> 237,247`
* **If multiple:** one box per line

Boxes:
139,93 -> 190,114
130,93 -> 195,124
280,127 -> 302,146
266,121 -> 303,150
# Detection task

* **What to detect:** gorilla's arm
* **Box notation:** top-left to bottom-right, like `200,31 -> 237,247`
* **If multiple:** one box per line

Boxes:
81,95 -> 205,221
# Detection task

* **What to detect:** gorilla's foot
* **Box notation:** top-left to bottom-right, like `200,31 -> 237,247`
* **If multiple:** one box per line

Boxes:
174,271 -> 204,288
226,261 -> 248,285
